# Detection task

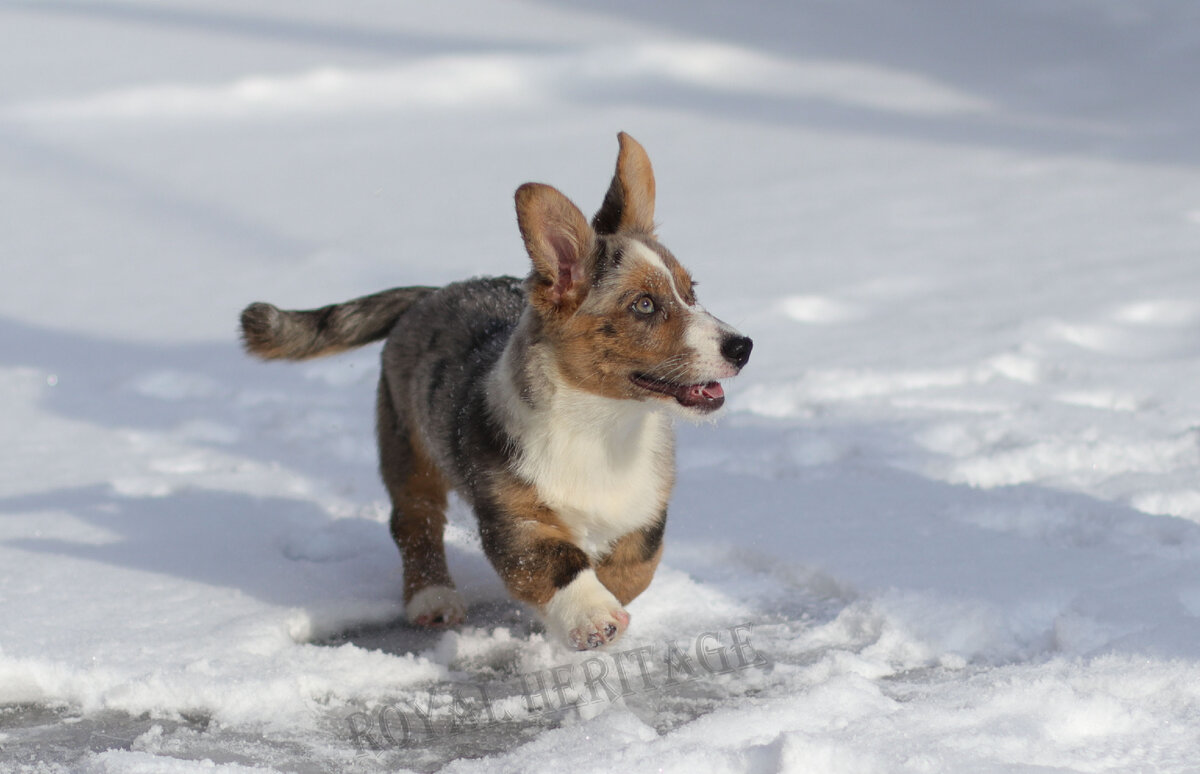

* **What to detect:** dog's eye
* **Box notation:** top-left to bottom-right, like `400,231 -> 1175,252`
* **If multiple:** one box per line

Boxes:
632,295 -> 656,315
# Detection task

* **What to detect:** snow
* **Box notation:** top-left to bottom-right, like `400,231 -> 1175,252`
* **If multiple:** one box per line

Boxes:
3,0 -> 1200,771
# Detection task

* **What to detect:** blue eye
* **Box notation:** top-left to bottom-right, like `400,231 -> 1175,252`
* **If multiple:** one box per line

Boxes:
633,295 -> 656,315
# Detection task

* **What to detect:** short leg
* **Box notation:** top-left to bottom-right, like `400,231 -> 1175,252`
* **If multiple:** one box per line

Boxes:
595,518 -> 665,606
544,569 -> 631,650
477,486 -> 629,650
377,378 -> 465,627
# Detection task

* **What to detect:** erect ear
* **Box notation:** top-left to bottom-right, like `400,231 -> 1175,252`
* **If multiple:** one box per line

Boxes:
515,182 -> 596,311
592,131 -> 656,236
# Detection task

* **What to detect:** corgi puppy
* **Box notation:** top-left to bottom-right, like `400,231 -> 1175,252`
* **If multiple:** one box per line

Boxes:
241,133 -> 751,650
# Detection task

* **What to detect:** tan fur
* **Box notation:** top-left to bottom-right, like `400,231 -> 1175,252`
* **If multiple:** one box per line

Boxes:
378,383 -> 454,604
594,132 -> 657,235
595,534 -> 664,606
488,474 -> 663,608
551,250 -> 698,403
516,182 -> 596,313
488,477 -> 586,607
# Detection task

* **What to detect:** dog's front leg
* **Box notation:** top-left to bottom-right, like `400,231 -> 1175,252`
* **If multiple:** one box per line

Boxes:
595,520 -> 665,606
542,568 -> 631,650
478,509 -> 630,650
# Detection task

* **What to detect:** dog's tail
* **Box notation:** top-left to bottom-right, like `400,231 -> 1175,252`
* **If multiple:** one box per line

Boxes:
240,286 -> 437,360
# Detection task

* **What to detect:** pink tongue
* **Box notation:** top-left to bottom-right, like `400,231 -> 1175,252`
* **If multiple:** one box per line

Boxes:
690,382 -> 724,402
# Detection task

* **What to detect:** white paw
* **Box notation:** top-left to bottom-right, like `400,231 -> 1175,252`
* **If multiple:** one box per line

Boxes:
406,585 -> 467,628
543,569 -> 630,650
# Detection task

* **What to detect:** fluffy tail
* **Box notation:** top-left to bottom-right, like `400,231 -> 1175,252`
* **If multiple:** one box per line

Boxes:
240,286 -> 437,360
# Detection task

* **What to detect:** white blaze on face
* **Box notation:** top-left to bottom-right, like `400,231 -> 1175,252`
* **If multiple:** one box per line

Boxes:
627,241 -> 745,380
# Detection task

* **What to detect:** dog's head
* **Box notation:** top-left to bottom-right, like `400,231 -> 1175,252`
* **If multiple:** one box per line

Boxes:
515,132 -> 752,416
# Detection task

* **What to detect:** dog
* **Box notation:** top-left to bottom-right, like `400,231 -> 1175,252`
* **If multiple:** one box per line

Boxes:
240,133 -> 751,650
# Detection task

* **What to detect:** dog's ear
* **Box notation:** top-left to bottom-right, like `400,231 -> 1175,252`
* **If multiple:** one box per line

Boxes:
592,132 -> 656,236
516,182 -> 596,312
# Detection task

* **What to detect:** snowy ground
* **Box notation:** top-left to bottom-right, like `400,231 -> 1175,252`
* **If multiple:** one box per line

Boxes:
4,1 -> 1200,771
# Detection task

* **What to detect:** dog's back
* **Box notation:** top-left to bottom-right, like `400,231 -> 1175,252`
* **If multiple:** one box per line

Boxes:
243,275 -> 528,493
379,276 -> 526,493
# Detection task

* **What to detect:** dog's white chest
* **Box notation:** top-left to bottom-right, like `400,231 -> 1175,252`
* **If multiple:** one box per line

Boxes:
512,393 -> 673,559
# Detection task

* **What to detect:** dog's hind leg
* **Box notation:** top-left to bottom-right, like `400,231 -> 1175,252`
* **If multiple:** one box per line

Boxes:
377,376 -> 466,627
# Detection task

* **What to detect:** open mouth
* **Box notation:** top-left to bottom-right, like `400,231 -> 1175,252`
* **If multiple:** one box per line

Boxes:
630,373 -> 725,412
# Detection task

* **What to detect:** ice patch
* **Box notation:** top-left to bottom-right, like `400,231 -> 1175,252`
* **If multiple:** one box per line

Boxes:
88,750 -> 273,773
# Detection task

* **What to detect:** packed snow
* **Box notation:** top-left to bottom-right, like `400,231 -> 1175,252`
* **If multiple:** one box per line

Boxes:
3,1 -> 1200,771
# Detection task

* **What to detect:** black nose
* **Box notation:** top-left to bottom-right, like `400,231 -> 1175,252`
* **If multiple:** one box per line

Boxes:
720,335 -> 753,370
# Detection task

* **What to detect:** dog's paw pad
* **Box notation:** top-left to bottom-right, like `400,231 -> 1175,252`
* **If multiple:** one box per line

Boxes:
406,585 -> 466,628
544,571 -> 631,650
567,608 -> 630,650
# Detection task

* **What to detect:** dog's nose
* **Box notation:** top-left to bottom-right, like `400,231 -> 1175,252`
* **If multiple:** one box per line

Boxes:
720,335 -> 753,370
